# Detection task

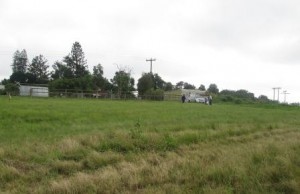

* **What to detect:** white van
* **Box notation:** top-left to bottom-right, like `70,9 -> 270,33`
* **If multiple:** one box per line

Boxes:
195,97 -> 207,103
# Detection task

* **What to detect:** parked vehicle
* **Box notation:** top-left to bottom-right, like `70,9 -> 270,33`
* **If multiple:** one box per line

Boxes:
195,97 -> 207,103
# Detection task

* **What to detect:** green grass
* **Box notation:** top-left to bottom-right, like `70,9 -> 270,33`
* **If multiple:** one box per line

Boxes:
0,96 -> 300,193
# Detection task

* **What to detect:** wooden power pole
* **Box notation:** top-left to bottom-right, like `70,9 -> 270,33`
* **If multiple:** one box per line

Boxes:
146,58 -> 156,73
282,90 -> 290,103
272,87 -> 281,102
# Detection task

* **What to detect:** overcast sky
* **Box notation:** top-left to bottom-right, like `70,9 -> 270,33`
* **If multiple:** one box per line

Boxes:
0,0 -> 300,103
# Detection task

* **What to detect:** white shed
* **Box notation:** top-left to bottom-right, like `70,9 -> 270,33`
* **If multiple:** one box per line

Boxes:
20,85 -> 49,97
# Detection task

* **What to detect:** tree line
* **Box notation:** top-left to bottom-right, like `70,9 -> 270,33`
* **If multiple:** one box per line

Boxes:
0,42 -> 212,96
0,41 -> 271,103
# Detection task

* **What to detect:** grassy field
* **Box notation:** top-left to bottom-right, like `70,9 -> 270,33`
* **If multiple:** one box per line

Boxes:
0,96 -> 300,193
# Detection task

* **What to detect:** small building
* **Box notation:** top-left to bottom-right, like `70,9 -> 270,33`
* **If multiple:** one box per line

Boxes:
20,85 -> 49,97
0,85 -> 4,90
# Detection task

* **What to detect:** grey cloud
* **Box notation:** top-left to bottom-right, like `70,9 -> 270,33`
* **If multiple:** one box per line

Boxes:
259,39 -> 300,65
175,0 -> 300,65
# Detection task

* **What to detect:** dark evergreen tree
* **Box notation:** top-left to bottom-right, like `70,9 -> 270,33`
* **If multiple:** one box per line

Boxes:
12,49 -> 28,73
93,63 -> 104,77
10,71 -> 28,83
51,61 -> 73,79
63,42 -> 89,78
28,55 -> 49,83
9,71 -> 36,84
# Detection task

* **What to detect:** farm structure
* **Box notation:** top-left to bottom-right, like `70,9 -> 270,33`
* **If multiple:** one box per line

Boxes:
20,85 -> 49,97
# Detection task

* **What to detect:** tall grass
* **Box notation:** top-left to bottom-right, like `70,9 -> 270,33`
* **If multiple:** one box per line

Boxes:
0,96 -> 299,193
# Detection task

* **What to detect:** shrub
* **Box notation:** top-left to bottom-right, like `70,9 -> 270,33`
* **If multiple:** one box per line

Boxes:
4,83 -> 19,95
0,89 -> 6,95
143,89 -> 164,101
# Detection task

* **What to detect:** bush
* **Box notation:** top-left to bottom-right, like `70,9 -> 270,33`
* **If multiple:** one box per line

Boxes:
234,99 -> 242,104
4,83 -> 19,95
143,89 -> 164,101
0,89 -> 6,95
220,95 -> 234,102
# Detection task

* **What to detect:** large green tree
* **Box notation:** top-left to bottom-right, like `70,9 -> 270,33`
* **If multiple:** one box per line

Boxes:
175,81 -> 184,89
111,69 -> 135,97
164,82 -> 173,91
198,84 -> 206,91
175,81 -> 195,89
183,82 -> 196,89
235,89 -> 255,99
63,42 -> 89,78
9,72 -> 29,83
92,64 -> 111,91
153,74 -> 165,90
28,55 -> 49,83
50,42 -> 91,91
12,49 -> 28,73
258,95 -> 269,103
137,73 -> 171,99
207,83 -> 219,94
51,61 -> 73,79
137,73 -> 155,96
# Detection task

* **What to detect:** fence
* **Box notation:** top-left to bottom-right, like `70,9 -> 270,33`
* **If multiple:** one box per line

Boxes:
23,89 -> 182,101
0,86 -> 183,101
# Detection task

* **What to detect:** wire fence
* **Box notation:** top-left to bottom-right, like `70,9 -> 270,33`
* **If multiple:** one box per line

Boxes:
1,84 -> 207,102
0,88 -> 183,102
48,90 -> 182,101
49,90 -> 135,100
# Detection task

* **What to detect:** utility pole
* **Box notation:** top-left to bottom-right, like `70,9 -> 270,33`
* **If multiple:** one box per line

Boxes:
272,87 -> 281,102
282,90 -> 290,103
146,58 -> 156,73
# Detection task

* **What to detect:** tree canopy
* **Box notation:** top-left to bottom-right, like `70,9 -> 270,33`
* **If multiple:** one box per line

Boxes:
207,83 -> 219,94
111,68 -> 135,97
28,55 -> 49,84
175,81 -> 195,89
137,73 -> 155,96
92,64 -> 111,91
12,49 -> 28,73
198,84 -> 206,91
63,42 -> 89,78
